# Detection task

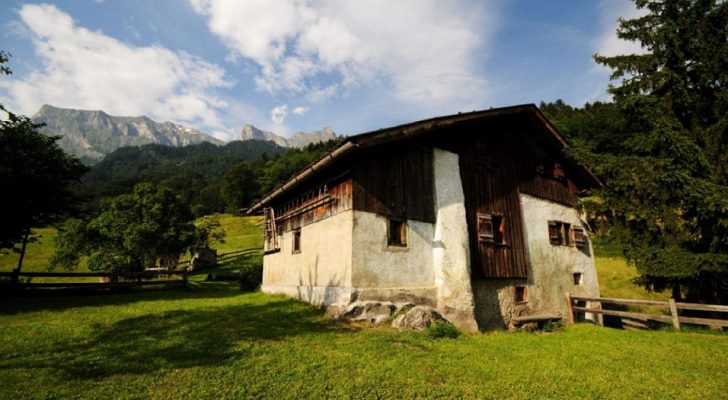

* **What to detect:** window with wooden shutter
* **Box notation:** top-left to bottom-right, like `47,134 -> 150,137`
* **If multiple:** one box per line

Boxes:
387,219 -> 407,247
478,213 -> 494,243
573,226 -> 586,249
562,223 -> 572,246
478,213 -> 506,245
548,221 -> 562,245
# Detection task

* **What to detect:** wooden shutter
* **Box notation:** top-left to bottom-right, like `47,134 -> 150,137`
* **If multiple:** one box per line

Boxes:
548,221 -> 561,245
478,213 -> 494,243
573,226 -> 586,249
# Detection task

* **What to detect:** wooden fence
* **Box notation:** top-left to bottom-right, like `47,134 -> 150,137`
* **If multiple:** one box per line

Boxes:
566,293 -> 728,330
0,270 -> 188,291
217,248 -> 262,264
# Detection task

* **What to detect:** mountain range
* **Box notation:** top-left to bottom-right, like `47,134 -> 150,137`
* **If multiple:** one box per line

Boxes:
237,124 -> 337,149
32,105 -> 337,163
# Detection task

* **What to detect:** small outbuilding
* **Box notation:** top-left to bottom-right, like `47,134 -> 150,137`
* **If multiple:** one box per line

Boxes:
247,104 -> 602,331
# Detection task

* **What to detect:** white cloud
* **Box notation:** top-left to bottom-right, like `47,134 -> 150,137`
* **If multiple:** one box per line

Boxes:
594,0 -> 648,57
190,0 -> 496,110
292,106 -> 309,116
270,104 -> 288,124
0,3 -> 234,132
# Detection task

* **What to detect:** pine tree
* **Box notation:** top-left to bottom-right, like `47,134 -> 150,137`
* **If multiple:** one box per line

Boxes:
591,0 -> 728,303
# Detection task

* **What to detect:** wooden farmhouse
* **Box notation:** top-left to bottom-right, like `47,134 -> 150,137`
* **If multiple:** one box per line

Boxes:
248,104 -> 602,331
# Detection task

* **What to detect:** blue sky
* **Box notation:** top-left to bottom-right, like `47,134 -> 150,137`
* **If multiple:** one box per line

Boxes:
0,0 -> 645,140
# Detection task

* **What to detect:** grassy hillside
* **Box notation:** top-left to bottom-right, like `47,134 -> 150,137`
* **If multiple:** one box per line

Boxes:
1,287 -> 726,399
592,237 -> 670,301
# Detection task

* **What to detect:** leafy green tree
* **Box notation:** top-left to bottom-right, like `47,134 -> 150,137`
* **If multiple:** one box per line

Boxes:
0,51 -> 88,273
589,0 -> 728,303
51,184 -> 196,272
220,161 -> 260,213
193,215 -> 226,250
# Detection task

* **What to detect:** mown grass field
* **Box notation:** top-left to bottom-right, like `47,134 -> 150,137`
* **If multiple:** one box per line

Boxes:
3,215 -> 725,399
1,285 -> 727,399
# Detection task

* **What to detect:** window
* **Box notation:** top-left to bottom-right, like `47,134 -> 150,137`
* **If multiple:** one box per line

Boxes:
573,272 -> 583,285
478,213 -> 505,245
514,286 -> 527,303
292,228 -> 301,253
573,226 -> 587,249
388,219 -> 407,247
548,221 -> 571,246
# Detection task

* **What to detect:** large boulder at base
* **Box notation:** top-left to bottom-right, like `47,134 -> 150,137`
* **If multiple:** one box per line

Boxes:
391,306 -> 447,331
340,301 -> 408,324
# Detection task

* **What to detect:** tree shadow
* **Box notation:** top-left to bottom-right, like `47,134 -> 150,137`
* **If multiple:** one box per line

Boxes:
1,296 -> 356,379
0,283 -> 242,315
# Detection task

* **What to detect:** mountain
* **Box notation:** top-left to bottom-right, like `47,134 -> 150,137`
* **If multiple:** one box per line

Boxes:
32,105 -> 225,163
237,124 -> 337,148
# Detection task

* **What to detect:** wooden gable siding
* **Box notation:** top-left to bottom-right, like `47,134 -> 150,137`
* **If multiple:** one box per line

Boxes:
456,126 -> 530,279
515,126 -> 579,207
352,145 -> 435,223
272,173 -> 353,233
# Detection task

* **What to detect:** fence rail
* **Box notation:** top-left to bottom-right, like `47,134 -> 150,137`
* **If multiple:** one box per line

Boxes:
0,269 -> 188,291
566,293 -> 728,330
217,248 -> 262,263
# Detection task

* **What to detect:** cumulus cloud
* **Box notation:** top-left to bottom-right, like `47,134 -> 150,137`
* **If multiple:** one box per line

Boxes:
292,106 -> 309,116
270,104 -> 288,124
594,0 -> 648,57
0,3 -> 233,131
189,0 -> 495,110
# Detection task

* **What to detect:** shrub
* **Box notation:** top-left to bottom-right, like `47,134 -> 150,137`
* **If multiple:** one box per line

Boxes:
238,260 -> 263,291
426,321 -> 460,339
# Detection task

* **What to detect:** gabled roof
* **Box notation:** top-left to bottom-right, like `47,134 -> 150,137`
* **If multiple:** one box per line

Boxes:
247,104 -> 602,214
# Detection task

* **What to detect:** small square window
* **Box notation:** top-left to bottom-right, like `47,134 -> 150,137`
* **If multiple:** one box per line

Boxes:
573,272 -> 583,285
548,221 -> 572,246
573,227 -> 587,249
478,213 -> 506,245
388,219 -> 407,247
514,286 -> 527,303
292,228 -> 301,253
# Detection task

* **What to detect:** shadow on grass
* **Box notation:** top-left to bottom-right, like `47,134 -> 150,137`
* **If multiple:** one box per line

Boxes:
3,295 -> 354,379
0,282 -> 242,315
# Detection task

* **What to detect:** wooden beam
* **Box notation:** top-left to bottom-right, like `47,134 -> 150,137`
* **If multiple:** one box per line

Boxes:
669,298 -> 681,331
570,296 -> 669,308
675,302 -> 728,312
571,306 -> 674,324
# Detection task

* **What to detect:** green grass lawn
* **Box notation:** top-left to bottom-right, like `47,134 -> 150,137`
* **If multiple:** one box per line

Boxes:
2,216 -> 724,399
1,284 -> 726,399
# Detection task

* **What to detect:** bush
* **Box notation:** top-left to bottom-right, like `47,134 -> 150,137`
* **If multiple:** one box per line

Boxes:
237,260 -> 263,291
426,321 -> 461,339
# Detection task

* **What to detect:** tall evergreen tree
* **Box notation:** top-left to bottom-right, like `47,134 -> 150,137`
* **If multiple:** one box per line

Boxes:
591,0 -> 727,302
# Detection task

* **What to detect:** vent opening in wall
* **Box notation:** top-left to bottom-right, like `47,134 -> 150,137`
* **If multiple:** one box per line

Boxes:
388,219 -> 407,247
514,286 -> 527,303
573,272 -> 583,285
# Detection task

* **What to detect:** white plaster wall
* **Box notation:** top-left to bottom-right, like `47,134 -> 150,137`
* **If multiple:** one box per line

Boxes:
519,193 -> 600,320
261,210 -> 354,307
472,194 -> 600,328
351,211 -> 434,290
432,148 -> 478,331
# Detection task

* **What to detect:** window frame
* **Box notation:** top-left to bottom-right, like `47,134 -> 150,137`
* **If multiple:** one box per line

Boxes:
478,212 -> 506,245
292,228 -> 302,254
387,218 -> 407,247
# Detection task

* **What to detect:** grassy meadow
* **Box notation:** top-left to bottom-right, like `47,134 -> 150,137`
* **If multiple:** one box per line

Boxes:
2,215 -> 725,399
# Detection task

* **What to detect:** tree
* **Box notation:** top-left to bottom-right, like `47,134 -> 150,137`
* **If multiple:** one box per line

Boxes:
0,51 -> 88,273
590,0 -> 728,303
51,184 -> 196,272
193,214 -> 226,250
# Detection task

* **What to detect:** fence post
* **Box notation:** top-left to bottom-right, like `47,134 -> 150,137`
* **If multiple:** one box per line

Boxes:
565,292 -> 574,324
668,298 -> 681,331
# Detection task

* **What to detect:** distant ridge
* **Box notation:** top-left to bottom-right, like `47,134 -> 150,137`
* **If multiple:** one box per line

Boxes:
32,105 -> 224,163
237,124 -> 337,148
